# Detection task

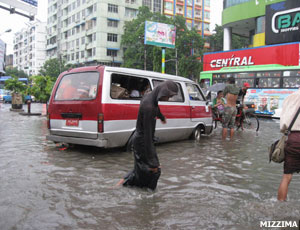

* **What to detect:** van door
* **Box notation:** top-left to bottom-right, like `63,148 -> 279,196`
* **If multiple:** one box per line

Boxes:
186,83 -> 209,122
48,71 -> 101,139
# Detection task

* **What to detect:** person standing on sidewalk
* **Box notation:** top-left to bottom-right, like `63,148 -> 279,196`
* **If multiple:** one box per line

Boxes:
222,77 -> 240,140
277,88 -> 300,201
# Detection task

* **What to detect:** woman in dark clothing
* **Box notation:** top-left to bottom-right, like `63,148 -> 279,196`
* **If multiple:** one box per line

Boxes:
117,80 -> 178,190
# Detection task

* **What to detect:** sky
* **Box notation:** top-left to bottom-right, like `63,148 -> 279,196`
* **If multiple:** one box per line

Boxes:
0,0 -> 222,55
0,0 -> 47,55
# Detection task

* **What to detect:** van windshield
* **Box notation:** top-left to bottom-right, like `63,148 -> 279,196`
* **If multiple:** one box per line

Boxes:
54,72 -> 99,100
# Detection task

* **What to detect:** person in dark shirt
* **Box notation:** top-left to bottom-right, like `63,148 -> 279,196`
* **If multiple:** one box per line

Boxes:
116,80 -> 178,190
237,82 -> 250,106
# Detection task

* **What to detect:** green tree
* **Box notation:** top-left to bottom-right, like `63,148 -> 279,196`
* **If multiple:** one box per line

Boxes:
5,67 -> 28,78
39,58 -> 67,79
208,24 -> 249,52
121,7 -> 204,79
4,76 -> 27,93
30,75 -> 55,103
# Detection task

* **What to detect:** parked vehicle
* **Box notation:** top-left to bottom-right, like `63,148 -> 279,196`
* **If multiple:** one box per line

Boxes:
0,89 -> 10,102
46,66 -> 213,149
3,93 -> 12,103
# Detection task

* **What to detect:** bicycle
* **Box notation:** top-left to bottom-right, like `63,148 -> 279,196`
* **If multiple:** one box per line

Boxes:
213,106 -> 259,132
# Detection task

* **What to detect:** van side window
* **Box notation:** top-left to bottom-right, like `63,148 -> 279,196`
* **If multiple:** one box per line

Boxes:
152,80 -> 184,102
186,83 -> 205,101
55,72 -> 99,100
110,74 -> 151,100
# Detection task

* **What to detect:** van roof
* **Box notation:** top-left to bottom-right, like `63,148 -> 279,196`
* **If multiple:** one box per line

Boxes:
64,66 -> 195,83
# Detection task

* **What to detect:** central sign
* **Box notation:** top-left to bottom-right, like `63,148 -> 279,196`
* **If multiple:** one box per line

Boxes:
203,42 -> 300,71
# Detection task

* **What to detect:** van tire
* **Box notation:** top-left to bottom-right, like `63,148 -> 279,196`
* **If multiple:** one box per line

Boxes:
192,126 -> 202,142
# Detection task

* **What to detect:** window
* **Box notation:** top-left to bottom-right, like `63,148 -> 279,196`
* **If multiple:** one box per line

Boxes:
142,0 -> 151,10
110,74 -> 151,100
152,80 -> 184,102
92,47 -> 96,56
107,19 -> 118,27
107,33 -> 118,42
186,83 -> 205,101
256,71 -> 281,88
108,4 -> 118,13
204,11 -> 210,19
125,7 -> 137,17
81,37 -> 85,44
153,0 -> 161,12
55,72 -> 99,100
107,49 -> 117,57
81,50 -> 85,58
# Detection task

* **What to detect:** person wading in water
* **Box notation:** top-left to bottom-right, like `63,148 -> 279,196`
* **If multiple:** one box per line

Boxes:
116,80 -> 178,190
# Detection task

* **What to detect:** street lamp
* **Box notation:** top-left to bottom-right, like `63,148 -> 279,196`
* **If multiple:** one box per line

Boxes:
0,29 -> 12,36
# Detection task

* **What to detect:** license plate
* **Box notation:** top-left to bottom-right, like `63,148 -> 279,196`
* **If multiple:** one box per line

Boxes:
66,119 -> 79,126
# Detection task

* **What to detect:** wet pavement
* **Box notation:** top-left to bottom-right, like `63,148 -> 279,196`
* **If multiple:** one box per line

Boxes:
0,103 -> 299,230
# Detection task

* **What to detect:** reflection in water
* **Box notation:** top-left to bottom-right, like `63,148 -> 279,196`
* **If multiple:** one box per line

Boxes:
0,103 -> 300,230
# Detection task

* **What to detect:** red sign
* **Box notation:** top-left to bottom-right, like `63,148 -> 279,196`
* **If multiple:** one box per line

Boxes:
203,43 -> 300,71
66,119 -> 79,126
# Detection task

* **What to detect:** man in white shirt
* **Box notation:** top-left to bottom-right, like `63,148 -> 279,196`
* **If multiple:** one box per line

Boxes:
277,88 -> 300,201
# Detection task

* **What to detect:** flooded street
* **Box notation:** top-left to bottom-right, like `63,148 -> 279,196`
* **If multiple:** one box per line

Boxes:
0,103 -> 299,230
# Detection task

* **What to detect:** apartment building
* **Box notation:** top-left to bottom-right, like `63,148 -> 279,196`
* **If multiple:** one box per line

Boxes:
13,21 -> 47,76
163,0 -> 211,38
47,0 -> 163,66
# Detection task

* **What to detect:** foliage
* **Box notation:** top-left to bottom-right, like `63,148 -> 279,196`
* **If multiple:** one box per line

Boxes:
5,67 -> 28,78
121,6 -> 204,79
208,24 -> 249,52
29,75 -> 56,103
39,58 -> 68,79
4,76 -> 27,93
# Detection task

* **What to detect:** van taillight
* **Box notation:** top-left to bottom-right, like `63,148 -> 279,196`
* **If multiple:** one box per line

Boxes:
98,113 -> 104,133
47,114 -> 50,129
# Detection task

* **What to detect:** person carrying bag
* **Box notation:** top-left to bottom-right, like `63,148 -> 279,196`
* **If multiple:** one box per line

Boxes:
276,87 -> 300,201
269,107 -> 300,163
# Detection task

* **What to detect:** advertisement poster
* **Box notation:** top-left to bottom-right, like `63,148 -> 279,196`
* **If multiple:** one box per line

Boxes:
144,21 -> 176,48
245,88 -> 297,116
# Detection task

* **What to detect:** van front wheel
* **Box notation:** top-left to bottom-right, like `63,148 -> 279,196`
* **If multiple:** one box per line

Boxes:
193,127 -> 201,142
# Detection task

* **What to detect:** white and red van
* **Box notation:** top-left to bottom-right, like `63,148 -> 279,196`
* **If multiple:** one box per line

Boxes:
46,66 -> 213,149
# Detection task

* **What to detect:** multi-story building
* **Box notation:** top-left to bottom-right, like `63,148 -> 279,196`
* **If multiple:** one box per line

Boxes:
5,54 -> 13,69
47,0 -> 163,66
13,21 -> 47,76
163,0 -> 211,38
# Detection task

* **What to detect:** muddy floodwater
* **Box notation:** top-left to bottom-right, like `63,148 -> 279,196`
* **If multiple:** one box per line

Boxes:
0,103 -> 299,230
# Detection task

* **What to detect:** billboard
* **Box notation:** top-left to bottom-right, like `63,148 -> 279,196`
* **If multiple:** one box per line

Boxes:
0,39 -> 6,74
203,42 -> 300,71
144,21 -> 176,48
266,0 -> 300,45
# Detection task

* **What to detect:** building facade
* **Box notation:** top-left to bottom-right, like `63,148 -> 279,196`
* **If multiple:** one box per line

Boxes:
163,0 -> 211,37
5,54 -> 13,69
13,21 -> 47,76
47,0 -> 164,66
221,0 -> 299,50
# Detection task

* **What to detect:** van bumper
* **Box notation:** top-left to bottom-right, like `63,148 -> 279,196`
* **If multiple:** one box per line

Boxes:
46,134 -> 108,148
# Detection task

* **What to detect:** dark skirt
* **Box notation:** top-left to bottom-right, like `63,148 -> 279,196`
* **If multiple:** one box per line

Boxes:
123,137 -> 161,190
284,132 -> 300,174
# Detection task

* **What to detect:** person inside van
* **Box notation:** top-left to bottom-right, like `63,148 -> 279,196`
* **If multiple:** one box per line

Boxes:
56,78 -> 77,100
116,80 -> 178,190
